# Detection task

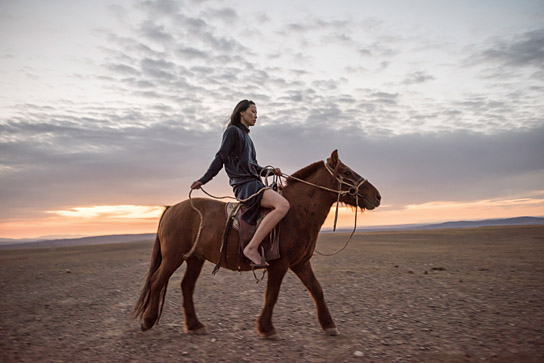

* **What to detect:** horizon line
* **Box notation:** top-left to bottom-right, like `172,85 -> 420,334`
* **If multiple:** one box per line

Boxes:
2,215 -> 543,243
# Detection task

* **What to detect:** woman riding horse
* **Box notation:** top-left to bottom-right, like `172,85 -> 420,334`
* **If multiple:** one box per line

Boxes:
190,100 -> 290,267
135,148 -> 381,337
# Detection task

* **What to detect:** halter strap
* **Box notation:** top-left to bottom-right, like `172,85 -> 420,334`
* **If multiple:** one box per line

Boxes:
324,162 -> 367,192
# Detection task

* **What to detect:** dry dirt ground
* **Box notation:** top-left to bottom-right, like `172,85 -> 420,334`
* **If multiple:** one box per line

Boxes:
1,225 -> 543,362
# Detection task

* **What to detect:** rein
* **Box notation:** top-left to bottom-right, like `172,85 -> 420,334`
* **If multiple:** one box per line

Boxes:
186,186 -> 270,259
287,163 -> 367,256
185,162 -> 368,259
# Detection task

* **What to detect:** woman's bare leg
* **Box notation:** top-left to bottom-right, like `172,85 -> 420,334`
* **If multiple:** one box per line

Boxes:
243,189 -> 290,265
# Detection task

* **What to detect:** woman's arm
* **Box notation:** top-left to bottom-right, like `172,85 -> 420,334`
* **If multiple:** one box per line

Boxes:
195,127 -> 238,186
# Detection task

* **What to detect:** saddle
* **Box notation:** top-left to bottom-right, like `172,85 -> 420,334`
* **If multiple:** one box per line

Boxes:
212,202 -> 281,274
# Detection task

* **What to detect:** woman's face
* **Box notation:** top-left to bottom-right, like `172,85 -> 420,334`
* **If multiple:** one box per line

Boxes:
240,104 -> 257,127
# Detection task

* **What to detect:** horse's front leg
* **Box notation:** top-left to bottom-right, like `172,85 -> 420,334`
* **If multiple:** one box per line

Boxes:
291,260 -> 338,336
257,262 -> 288,339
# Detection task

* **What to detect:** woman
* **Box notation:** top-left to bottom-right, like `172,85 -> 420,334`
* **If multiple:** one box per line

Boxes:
190,100 -> 290,267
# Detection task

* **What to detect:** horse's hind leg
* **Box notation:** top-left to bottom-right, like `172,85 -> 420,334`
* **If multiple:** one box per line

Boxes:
291,260 -> 338,336
141,257 -> 183,331
181,256 -> 207,334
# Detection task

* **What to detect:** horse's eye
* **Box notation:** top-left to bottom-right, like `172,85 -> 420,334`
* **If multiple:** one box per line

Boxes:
345,171 -> 352,176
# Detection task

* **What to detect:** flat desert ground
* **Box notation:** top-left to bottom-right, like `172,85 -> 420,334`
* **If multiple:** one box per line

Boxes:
1,225 -> 543,362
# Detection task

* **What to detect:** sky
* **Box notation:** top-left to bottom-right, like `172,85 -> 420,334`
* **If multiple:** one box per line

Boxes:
1,0 -> 543,239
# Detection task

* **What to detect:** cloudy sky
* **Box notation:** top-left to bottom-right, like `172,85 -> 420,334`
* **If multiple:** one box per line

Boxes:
1,0 -> 543,239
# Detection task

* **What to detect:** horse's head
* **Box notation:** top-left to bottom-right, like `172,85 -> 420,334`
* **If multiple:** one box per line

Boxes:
326,150 -> 381,210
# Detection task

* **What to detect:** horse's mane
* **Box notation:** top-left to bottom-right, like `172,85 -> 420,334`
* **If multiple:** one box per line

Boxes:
285,160 -> 324,185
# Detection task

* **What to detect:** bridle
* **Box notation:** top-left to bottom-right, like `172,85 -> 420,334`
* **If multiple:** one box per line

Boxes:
323,162 -> 367,230
282,161 -> 371,256
324,163 -> 367,196
259,162 -> 371,256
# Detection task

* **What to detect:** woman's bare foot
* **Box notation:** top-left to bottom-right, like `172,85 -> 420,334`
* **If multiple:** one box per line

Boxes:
243,246 -> 269,267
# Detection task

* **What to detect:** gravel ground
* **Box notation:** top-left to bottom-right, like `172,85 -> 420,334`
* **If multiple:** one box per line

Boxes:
1,225 -> 543,362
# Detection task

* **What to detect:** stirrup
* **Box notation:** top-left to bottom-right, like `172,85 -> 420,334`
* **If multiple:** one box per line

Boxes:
249,246 -> 268,269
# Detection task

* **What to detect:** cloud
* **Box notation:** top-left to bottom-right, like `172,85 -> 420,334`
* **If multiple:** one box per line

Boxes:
286,18 -> 350,34
202,7 -> 238,22
108,4 -> 128,20
139,21 -> 175,43
402,71 -> 435,85
3,96 -> 542,222
139,0 -> 181,18
106,63 -> 140,76
467,28 -> 544,82
48,205 -> 164,220
140,57 -> 177,80
405,196 -> 544,212
176,46 -> 209,60
479,28 -> 544,69
94,4 -> 262,109
358,43 -> 396,58
0,106 -> 206,218
369,91 -> 398,105
97,3 -> 520,141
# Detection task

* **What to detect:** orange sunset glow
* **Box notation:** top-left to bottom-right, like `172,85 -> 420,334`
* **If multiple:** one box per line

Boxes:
2,193 -> 543,239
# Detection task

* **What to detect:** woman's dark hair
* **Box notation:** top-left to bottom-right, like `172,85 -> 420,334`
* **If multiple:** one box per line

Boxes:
227,99 -> 255,127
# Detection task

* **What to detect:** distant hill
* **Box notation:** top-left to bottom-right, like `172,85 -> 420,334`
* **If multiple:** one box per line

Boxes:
1,216 -> 543,249
326,216 -> 544,233
415,216 -> 544,230
0,233 -> 155,249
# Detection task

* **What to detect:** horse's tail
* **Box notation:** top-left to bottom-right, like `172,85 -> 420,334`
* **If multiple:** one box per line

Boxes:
133,206 -> 170,320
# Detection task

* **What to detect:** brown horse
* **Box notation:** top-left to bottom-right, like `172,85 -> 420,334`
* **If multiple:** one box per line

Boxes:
133,150 -> 381,338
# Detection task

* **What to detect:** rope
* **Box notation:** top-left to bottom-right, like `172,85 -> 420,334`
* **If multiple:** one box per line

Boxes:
333,180 -> 342,232
313,180 -> 366,257
185,188 -> 204,258
281,172 -> 352,195
185,186 -> 270,259
288,164 -> 367,257
185,163 -> 368,259
314,194 -> 358,256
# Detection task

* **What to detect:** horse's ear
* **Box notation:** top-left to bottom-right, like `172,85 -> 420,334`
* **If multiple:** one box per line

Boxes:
327,149 -> 339,168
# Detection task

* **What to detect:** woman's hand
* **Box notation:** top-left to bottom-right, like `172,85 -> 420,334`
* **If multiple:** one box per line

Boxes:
272,168 -> 282,176
191,181 -> 203,190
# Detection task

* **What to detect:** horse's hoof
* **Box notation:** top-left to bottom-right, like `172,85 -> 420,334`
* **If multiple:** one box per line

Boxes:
259,328 -> 279,340
187,326 -> 208,335
263,333 -> 280,341
140,316 -> 157,332
324,327 -> 339,336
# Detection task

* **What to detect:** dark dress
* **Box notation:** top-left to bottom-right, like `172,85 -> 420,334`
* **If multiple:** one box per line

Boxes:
198,123 -> 267,225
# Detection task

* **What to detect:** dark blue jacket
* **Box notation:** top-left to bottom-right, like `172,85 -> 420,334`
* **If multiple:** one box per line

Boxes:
198,123 -> 264,186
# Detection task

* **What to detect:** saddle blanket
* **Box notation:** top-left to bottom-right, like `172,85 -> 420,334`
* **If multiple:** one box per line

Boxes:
225,202 -> 280,261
